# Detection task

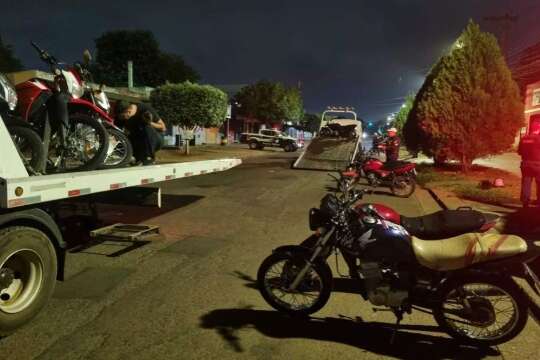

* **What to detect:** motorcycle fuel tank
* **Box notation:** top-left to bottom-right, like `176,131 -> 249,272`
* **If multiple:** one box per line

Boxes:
355,203 -> 401,224
358,220 -> 416,264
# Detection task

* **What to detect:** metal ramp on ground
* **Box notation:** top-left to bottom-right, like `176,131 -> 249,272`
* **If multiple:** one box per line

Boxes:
293,136 -> 362,171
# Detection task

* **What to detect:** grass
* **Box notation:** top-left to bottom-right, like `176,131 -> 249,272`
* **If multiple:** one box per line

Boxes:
416,162 -> 521,206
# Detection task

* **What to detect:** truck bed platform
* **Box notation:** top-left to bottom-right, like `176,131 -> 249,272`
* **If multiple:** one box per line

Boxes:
293,137 -> 360,171
0,159 -> 241,209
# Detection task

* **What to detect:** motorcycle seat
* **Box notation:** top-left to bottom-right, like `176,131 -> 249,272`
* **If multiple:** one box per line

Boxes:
382,161 -> 410,170
401,210 -> 487,240
412,233 -> 527,271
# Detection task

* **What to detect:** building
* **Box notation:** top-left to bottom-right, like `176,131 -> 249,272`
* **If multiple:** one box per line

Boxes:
524,81 -> 540,133
512,42 -> 540,134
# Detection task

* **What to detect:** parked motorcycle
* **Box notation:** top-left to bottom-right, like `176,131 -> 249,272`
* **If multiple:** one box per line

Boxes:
0,72 -> 46,174
320,122 -> 357,139
341,149 -> 416,197
15,42 -> 109,172
257,187 -> 540,347
68,50 -> 133,169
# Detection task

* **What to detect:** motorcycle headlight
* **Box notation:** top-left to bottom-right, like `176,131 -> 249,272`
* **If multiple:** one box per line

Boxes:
0,73 -> 18,111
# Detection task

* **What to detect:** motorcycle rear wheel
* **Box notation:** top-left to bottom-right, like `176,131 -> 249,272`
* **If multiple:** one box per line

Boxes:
8,126 -> 46,174
432,275 -> 528,347
257,251 -> 332,316
390,175 -> 416,198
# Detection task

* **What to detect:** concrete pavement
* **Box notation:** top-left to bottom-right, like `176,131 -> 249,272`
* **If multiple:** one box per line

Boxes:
0,151 -> 538,360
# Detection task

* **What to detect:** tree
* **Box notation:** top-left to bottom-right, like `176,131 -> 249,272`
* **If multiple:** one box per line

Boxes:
284,87 -> 304,122
93,30 -> 198,87
158,52 -> 200,84
150,82 -> 228,154
404,20 -> 524,171
394,94 -> 414,136
302,113 -> 321,134
235,80 -> 304,124
0,36 -> 23,73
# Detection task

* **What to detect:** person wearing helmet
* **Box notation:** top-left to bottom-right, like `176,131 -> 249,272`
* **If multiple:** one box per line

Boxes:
384,127 -> 401,162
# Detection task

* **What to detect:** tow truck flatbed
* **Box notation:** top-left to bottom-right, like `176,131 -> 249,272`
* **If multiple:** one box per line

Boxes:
0,158 -> 241,209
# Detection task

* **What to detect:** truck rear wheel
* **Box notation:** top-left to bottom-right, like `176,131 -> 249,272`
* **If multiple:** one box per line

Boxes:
249,141 -> 259,150
0,226 -> 57,336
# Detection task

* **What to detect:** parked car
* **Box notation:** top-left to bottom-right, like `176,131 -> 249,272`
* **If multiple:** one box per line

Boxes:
242,129 -> 303,152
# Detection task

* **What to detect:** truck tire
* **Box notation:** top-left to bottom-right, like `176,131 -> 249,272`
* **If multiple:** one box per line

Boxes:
249,141 -> 259,150
283,143 -> 293,152
0,226 -> 57,336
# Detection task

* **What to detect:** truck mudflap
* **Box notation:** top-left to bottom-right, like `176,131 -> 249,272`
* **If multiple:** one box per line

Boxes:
293,136 -> 361,171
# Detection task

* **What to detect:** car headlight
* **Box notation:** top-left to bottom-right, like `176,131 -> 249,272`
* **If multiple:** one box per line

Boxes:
0,73 -> 17,111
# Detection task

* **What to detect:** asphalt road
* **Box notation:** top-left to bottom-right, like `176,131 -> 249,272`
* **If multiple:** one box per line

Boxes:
1,151 -> 538,360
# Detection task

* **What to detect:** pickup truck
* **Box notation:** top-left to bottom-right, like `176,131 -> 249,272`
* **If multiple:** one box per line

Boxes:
241,129 -> 303,152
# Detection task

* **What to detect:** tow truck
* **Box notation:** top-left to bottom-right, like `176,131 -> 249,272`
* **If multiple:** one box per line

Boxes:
0,116 -> 241,335
293,106 -> 362,171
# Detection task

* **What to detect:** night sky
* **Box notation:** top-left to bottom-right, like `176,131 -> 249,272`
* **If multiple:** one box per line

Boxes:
3,0 -> 540,122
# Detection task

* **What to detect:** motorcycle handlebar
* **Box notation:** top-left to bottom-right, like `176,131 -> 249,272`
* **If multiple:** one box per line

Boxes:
30,41 -> 57,66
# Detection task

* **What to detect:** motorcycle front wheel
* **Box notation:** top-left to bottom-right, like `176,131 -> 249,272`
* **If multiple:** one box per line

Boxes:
100,128 -> 133,169
257,251 -> 332,316
432,275 -> 528,347
56,114 -> 109,172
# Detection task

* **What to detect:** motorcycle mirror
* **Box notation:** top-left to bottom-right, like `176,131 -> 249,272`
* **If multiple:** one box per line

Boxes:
83,49 -> 92,64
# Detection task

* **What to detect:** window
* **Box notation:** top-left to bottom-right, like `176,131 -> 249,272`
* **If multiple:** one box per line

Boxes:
533,89 -> 540,106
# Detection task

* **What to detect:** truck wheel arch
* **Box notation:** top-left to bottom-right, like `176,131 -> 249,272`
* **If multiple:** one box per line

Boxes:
0,209 -> 66,281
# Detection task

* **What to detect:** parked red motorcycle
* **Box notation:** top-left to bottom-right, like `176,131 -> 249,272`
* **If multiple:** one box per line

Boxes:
15,42 -> 109,172
342,150 -> 417,197
68,50 -> 133,169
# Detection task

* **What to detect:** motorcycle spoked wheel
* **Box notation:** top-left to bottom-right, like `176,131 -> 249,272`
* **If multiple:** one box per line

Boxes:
390,175 -> 416,198
8,126 -> 46,174
51,114 -> 109,172
99,128 -> 134,169
257,251 -> 332,316
432,275 -> 528,347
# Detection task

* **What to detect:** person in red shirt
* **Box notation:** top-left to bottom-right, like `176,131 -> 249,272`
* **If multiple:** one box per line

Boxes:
518,127 -> 540,207
384,127 -> 401,162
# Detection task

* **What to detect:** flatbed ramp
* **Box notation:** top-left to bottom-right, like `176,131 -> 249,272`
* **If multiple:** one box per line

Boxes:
293,137 -> 361,171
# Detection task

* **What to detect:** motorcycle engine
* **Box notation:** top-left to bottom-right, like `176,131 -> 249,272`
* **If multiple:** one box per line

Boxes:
357,262 -> 409,307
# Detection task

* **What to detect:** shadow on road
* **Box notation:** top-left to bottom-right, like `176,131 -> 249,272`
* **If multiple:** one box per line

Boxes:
58,194 -> 205,255
199,308 -> 499,359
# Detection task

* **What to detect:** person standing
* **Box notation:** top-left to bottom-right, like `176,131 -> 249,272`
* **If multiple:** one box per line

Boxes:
384,127 -> 401,162
518,128 -> 540,208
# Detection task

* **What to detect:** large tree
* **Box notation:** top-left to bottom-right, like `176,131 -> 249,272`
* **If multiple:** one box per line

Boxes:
150,82 -> 228,154
394,94 -> 414,136
0,36 -> 23,73
405,21 -> 524,171
235,80 -> 304,124
93,30 -> 198,87
158,52 -> 200,84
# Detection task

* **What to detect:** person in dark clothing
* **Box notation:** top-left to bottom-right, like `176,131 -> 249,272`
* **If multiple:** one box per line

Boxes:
115,101 -> 167,165
518,128 -> 540,208
384,127 -> 401,162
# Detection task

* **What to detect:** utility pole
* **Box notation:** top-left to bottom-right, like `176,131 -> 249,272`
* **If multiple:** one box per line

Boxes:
483,13 -> 518,58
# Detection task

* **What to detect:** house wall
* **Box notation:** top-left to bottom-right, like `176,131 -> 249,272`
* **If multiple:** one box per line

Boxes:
525,80 -> 540,134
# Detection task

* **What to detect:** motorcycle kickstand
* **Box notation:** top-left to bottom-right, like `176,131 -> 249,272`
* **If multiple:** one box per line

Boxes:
373,307 -> 404,345
389,309 -> 404,345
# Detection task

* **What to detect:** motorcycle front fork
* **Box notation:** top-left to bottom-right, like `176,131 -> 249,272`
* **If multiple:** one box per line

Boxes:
288,228 -> 335,291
